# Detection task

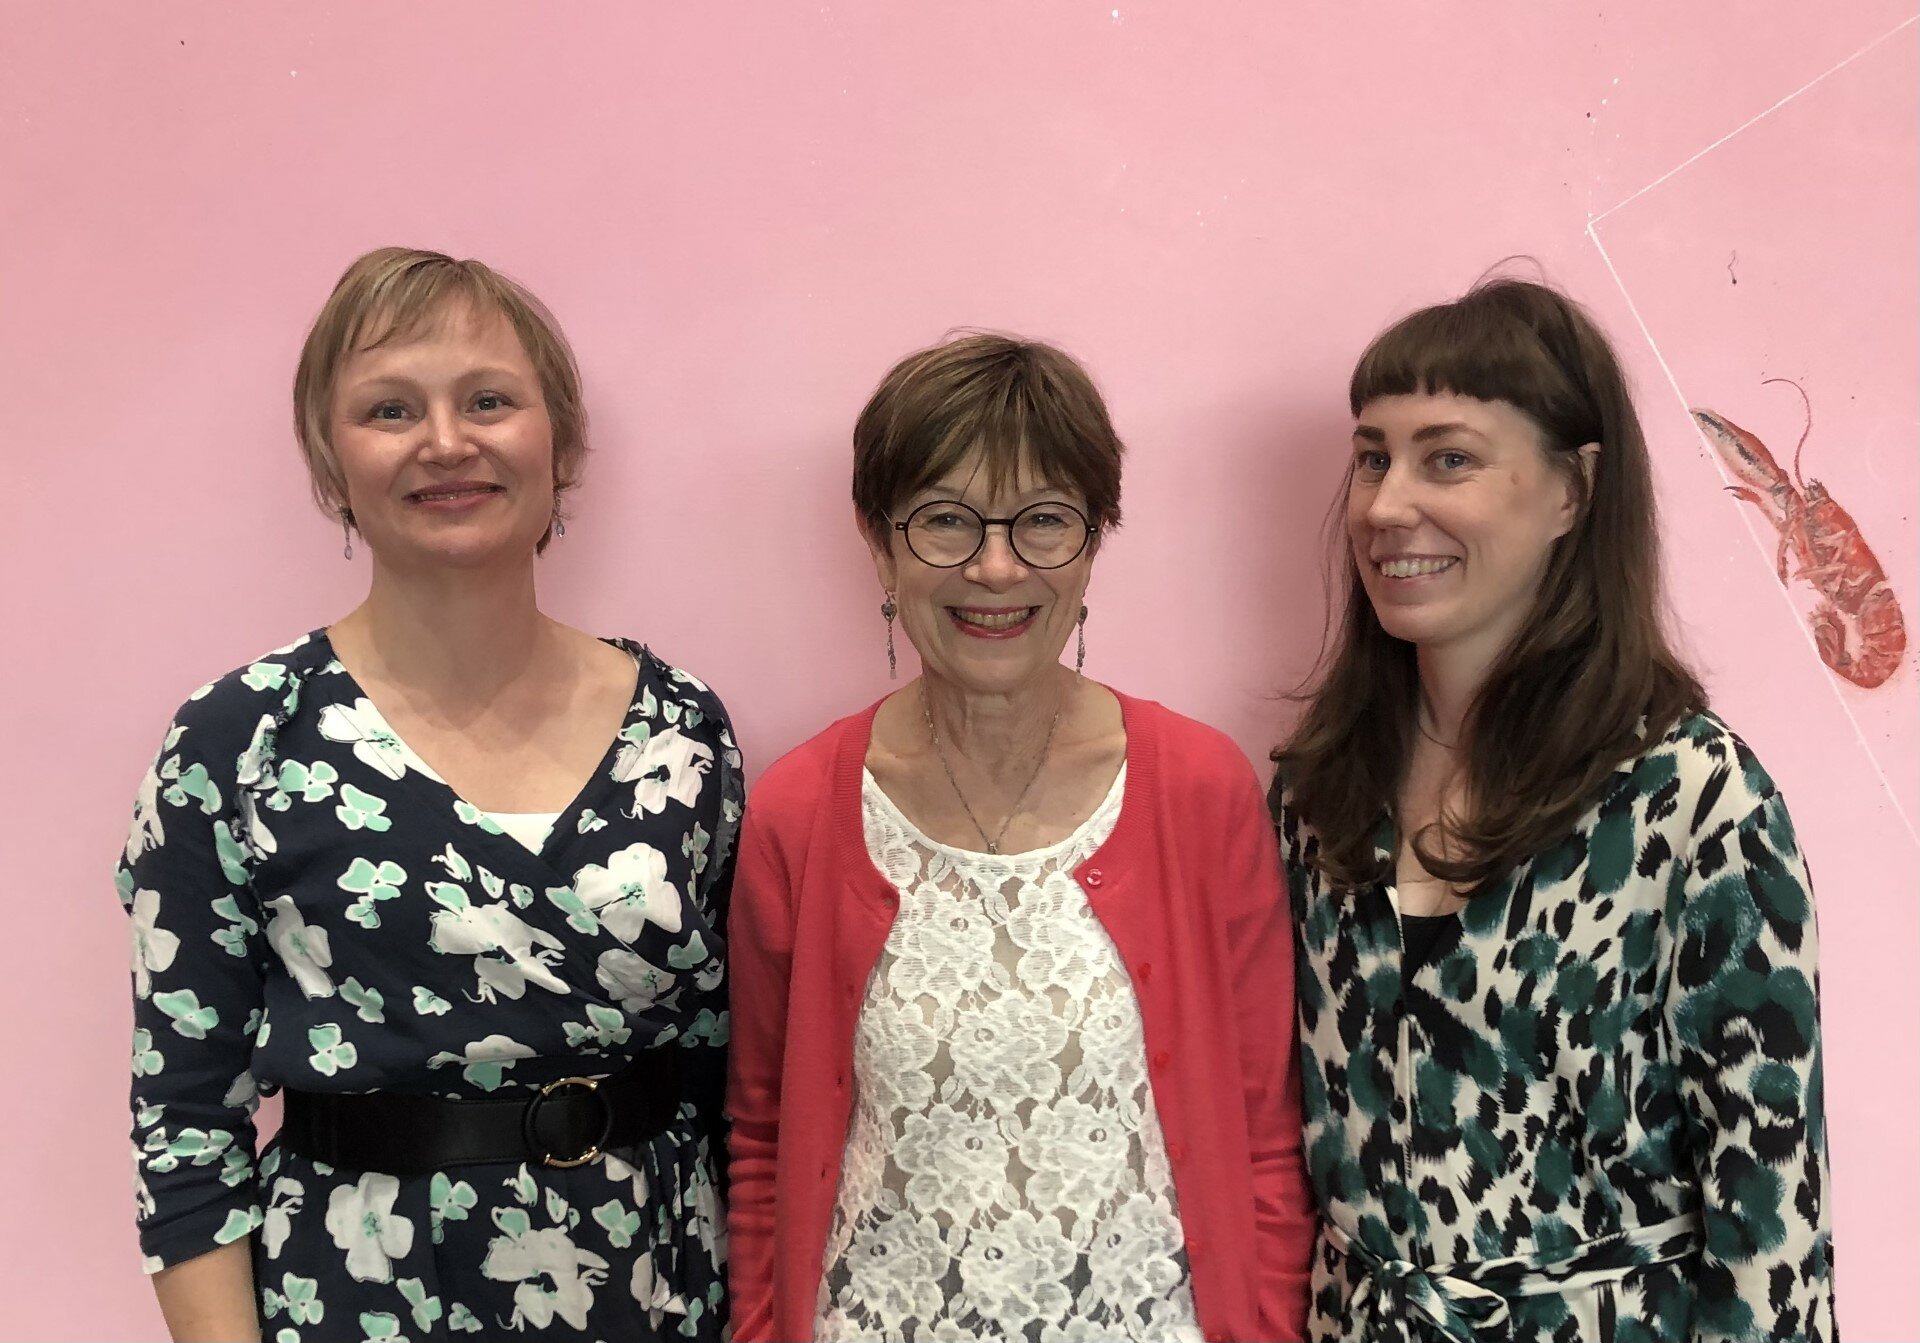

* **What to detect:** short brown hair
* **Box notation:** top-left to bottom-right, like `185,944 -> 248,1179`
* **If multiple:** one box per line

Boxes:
292,247 -> 587,547
852,332 -> 1124,543
1277,275 -> 1704,893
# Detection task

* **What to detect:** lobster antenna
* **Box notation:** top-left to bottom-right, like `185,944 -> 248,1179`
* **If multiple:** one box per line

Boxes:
1762,376 -> 1812,488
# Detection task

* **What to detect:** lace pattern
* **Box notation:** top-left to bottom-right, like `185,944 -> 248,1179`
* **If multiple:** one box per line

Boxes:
815,765 -> 1202,1342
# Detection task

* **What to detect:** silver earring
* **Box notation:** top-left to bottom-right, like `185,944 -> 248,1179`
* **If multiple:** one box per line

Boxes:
881,592 -> 898,679
340,510 -> 355,560
1075,603 -> 1088,673
553,514 -> 566,540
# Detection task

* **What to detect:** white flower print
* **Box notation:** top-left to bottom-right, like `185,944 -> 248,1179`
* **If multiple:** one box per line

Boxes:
128,888 -> 180,999
612,728 -> 714,817
324,1171 -> 417,1283
261,1176 -> 306,1259
947,992 -> 1068,1102
957,1209 -> 1077,1327
1083,1193 -> 1186,1316
264,894 -> 334,1000
125,763 -> 167,864
427,1034 -> 537,1090
482,1217 -> 610,1331
896,1107 -> 1007,1213
630,1253 -> 690,1324
595,949 -> 678,1014
571,843 -> 684,942
837,1210 -> 949,1328
854,997 -> 939,1111
427,900 -> 568,1000
317,699 -> 412,781
1019,1095 -> 1133,1209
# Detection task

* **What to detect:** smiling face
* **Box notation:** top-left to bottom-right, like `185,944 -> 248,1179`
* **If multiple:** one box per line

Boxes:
866,455 -> 1095,698
329,300 -> 555,572
1348,391 -> 1586,671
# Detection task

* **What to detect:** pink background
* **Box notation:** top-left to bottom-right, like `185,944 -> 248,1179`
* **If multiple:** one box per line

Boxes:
2,3 -> 1913,1336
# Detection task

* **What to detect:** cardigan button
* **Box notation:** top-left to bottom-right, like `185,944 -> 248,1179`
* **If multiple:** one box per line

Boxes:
1083,867 -> 1104,887
1168,1142 -> 1185,1163
1136,961 -> 1152,983
1151,1050 -> 1170,1070
1187,1236 -> 1204,1261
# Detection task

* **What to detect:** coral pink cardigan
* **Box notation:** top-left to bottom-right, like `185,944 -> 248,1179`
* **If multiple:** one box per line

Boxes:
724,691 -> 1316,1342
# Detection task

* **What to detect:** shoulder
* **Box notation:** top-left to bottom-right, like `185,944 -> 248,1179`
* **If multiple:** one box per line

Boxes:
1626,709 -> 1784,836
1120,693 -> 1262,799
627,643 -> 737,739
157,632 -> 330,768
750,710 -> 869,820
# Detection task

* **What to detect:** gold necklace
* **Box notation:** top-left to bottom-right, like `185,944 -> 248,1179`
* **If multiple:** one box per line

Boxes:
921,680 -> 1070,855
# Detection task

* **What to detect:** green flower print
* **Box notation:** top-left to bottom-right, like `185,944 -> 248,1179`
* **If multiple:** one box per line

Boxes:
241,662 -> 288,692
336,784 -> 392,833
428,1172 -> 479,1244
358,1311 -> 406,1341
577,808 -> 609,834
163,760 -> 222,814
563,1005 -> 633,1051
131,1027 -> 164,1077
338,858 -> 406,929
683,822 -> 712,877
447,1303 -> 482,1333
276,759 -> 339,805
412,986 -> 452,1017
340,977 -> 386,1024
307,1024 -> 359,1076
397,1279 -> 444,1332
210,895 -> 260,958
453,800 -> 504,834
153,989 -> 219,1040
593,1199 -> 641,1249
264,1272 -> 325,1325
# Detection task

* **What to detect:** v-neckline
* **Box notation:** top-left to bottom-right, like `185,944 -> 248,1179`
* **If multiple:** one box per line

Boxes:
313,628 -> 647,873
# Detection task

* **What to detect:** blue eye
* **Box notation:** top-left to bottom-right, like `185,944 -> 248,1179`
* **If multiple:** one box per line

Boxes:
1354,450 -> 1389,474
1435,450 -> 1471,470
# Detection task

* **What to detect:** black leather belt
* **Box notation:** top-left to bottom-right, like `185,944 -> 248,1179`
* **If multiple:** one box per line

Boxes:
279,1049 -> 682,1178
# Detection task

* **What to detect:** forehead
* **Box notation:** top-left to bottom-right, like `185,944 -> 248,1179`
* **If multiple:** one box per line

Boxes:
1354,390 -> 1539,442
912,446 -> 1084,503
340,298 -> 531,378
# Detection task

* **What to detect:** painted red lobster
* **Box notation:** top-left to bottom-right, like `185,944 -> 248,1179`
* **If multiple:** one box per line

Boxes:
1692,378 -> 1906,689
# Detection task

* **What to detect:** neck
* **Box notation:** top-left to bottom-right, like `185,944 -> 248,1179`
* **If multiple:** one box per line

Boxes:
921,665 -> 1076,776
335,557 -> 548,706
1414,635 -> 1502,749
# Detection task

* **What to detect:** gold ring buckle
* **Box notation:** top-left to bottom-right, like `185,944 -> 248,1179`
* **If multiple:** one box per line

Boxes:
524,1075 -> 613,1169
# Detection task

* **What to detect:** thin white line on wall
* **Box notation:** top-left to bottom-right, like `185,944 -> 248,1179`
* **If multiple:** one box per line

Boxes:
1588,225 -> 1920,852
1589,12 -> 1919,227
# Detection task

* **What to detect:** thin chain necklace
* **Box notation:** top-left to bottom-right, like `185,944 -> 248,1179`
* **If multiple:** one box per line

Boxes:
922,678 -> 1071,855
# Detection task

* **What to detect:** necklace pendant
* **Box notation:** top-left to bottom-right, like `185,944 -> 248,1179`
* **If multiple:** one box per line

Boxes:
986,842 -> 999,855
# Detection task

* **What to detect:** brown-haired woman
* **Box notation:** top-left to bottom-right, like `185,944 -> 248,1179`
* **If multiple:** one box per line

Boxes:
727,333 -> 1318,1341
1273,277 -> 1836,1341
118,248 -> 737,1339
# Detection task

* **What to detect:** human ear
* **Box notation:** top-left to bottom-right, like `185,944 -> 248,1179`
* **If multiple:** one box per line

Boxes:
858,505 -> 899,593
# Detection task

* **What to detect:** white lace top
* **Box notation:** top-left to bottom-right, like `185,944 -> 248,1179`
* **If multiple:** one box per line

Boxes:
815,765 -> 1202,1343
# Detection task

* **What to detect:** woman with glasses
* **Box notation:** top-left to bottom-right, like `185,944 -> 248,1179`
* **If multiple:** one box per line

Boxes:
1274,278 -> 1835,1340
726,333 -> 1318,1342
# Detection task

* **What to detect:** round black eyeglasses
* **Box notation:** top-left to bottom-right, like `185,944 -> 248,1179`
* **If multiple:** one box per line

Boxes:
890,499 -> 1095,570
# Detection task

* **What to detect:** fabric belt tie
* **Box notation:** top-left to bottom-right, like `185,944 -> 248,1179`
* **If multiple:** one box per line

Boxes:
1325,1212 -> 1702,1343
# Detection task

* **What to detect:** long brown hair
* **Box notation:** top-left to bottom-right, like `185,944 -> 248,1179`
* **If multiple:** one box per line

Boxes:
1275,275 -> 1705,893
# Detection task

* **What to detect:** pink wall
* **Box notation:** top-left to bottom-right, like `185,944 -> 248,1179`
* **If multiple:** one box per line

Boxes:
2,3 -> 1912,1335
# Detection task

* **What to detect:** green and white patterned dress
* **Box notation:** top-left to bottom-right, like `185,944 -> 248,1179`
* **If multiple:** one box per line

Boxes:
119,630 -> 739,1339
1276,711 -> 1836,1342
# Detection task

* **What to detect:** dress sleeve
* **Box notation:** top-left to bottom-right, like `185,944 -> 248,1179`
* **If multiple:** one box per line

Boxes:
1665,788 -> 1836,1342
685,716 -> 745,1180
1218,761 -> 1317,1340
118,706 -> 270,1272
723,812 -> 794,1343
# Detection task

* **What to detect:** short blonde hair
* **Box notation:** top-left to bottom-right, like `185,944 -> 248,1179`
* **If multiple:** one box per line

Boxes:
292,247 -> 587,548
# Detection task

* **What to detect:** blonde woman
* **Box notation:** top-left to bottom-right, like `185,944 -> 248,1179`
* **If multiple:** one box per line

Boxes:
119,248 -> 738,1339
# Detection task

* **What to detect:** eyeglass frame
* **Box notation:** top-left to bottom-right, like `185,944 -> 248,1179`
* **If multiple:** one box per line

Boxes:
887,498 -> 1098,570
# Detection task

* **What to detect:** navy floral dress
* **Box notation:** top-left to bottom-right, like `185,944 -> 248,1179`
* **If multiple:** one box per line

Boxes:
118,631 -> 740,1340
1276,712 -> 1835,1342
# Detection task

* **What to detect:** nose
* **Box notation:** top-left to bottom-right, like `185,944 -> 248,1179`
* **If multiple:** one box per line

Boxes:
418,400 -> 478,467
964,523 -> 1030,589
1363,463 -> 1420,530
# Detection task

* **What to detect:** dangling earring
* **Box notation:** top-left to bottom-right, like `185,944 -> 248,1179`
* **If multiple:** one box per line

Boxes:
340,509 -> 355,560
553,513 -> 567,540
881,592 -> 898,679
1075,603 -> 1088,673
